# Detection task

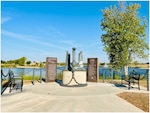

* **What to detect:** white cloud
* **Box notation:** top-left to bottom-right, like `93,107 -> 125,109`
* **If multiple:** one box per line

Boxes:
56,31 -> 65,37
1,29 -> 67,50
90,42 -> 100,47
61,40 -> 74,46
38,26 -> 65,37
1,17 -> 11,24
60,40 -> 82,48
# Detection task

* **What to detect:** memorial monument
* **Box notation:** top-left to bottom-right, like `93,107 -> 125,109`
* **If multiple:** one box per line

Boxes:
62,47 -> 87,87
46,57 -> 57,82
87,58 -> 99,82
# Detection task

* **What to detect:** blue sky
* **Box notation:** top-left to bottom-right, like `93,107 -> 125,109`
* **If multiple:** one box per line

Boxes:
1,1 -> 149,63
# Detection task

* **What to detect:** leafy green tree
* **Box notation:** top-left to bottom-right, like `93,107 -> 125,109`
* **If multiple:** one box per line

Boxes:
18,57 -> 27,66
7,60 -> 14,64
1,60 -> 6,64
99,63 -> 105,66
57,62 -> 65,66
14,60 -> 18,65
101,3 -> 149,76
39,62 -> 44,67
26,61 -> 31,65
133,61 -> 139,65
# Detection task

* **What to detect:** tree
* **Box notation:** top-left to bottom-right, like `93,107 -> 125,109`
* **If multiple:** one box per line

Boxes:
39,62 -> 44,67
18,57 -> 27,66
101,3 -> 149,76
26,61 -> 31,65
133,61 -> 139,65
7,60 -> 14,64
1,60 -> 6,64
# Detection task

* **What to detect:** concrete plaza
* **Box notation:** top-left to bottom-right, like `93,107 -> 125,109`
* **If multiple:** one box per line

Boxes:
1,82 -> 148,112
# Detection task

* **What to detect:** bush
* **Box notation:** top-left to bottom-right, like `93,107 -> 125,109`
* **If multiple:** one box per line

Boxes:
57,72 -> 62,80
1,64 -> 16,68
22,75 -> 40,80
99,74 -> 121,80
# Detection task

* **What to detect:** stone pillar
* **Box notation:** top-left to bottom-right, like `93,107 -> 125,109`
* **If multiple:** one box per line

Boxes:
46,57 -> 57,82
72,47 -> 76,70
64,51 -> 68,71
78,51 -> 83,68
72,48 -> 76,63
87,58 -> 99,82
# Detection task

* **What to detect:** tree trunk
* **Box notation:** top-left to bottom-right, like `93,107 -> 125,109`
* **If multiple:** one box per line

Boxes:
124,65 -> 128,77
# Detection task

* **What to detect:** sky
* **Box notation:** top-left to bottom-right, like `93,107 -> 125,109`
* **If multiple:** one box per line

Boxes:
1,1 -> 149,63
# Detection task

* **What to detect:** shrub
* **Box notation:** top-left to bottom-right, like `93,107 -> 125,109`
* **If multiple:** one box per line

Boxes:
57,72 -> 62,80
21,75 -> 40,80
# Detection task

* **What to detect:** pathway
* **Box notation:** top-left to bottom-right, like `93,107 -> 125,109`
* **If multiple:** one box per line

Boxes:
1,82 -> 147,112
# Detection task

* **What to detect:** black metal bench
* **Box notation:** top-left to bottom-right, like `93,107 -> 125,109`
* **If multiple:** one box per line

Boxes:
1,69 -> 23,94
9,70 -> 23,93
121,70 -> 140,90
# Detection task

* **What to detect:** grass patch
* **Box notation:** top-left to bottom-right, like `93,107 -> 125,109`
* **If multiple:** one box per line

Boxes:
140,80 -> 148,87
22,75 -> 40,80
56,72 -> 63,80
99,74 -> 121,80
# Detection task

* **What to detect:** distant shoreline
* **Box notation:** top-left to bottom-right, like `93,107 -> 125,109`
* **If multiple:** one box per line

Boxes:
1,65 -> 149,69
1,65 -> 65,69
128,64 -> 149,69
16,66 -> 41,68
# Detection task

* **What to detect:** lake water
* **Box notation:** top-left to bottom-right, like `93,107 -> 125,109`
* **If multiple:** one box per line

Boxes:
1,66 -> 149,79
1,67 -> 65,78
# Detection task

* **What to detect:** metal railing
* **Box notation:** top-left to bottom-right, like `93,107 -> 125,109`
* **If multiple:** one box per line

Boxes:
1,67 -> 149,91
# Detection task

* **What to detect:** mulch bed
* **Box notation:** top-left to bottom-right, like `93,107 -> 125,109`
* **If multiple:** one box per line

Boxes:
117,92 -> 149,112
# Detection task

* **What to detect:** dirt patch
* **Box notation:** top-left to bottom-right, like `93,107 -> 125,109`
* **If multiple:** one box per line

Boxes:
117,92 -> 149,112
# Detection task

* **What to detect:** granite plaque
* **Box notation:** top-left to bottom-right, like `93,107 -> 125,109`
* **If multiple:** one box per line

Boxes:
46,57 -> 57,82
87,58 -> 99,82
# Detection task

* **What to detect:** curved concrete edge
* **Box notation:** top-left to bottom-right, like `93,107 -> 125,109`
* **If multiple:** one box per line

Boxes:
62,71 -> 87,85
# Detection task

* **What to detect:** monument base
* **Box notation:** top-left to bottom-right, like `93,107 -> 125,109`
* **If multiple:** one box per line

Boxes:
62,71 -> 87,87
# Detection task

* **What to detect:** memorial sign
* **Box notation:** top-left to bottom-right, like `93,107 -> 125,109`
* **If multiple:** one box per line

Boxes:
87,58 -> 99,82
46,57 -> 57,82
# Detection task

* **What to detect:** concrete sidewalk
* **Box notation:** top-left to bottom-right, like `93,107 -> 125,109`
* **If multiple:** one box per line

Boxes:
1,82 -> 147,112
